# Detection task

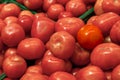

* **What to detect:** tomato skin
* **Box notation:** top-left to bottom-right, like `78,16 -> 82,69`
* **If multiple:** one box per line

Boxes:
75,65 -> 107,80
17,38 -> 45,60
18,15 -> 33,33
4,16 -> 18,25
31,17 -> 55,43
70,43 -> 90,66
111,64 -> 120,80
43,0 -> 57,12
0,3 -> 21,19
48,71 -> 76,80
90,43 -> 120,70
55,17 -> 84,38
47,4 -> 65,20
65,0 -> 87,17
23,0 -> 43,10
41,50 -> 66,75
3,55 -> 27,78
56,0 -> 70,5
26,65 -> 43,74
58,11 -> 73,19
46,31 -> 76,60
77,24 -> 104,50
19,10 -> 34,19
4,48 -> 17,58
1,23 -> 25,47
20,73 -> 48,80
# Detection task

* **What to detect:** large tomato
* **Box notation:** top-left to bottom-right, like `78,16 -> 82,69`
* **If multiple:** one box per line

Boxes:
77,24 -> 104,50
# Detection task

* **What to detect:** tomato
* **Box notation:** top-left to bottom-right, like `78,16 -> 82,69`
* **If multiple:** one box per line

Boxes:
70,43 -> 90,66
46,31 -> 76,60
58,11 -> 73,19
18,15 -> 33,34
2,55 -> 27,78
111,64 -> 120,80
23,0 -> 43,10
4,48 -> 17,58
4,16 -> 18,25
48,71 -> 76,80
0,3 -> 21,19
1,23 -> 25,47
18,10 -> 34,19
43,0 -> 57,12
90,43 -> 120,70
26,65 -> 43,74
47,4 -> 65,20
65,0 -> 87,17
41,50 -> 66,75
110,20 -> 120,45
77,24 -> 104,50
55,17 -> 84,38
31,17 -> 55,43
75,65 -> 107,80
20,73 -> 48,80
17,38 -> 45,60
56,0 -> 70,5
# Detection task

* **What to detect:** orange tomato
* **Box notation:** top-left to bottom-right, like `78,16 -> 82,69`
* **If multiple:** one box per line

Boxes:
77,24 -> 104,50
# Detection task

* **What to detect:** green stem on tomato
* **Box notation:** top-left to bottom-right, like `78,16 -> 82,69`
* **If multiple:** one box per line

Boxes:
79,7 -> 94,20
0,73 -> 6,80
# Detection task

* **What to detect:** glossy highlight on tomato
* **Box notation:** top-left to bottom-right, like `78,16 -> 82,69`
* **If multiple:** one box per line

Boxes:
77,24 -> 104,50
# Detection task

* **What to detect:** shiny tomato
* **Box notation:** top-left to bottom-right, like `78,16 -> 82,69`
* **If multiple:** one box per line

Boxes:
77,24 -> 104,50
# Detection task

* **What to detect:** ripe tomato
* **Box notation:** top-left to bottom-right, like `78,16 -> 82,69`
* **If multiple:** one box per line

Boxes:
2,55 -> 27,78
17,38 -> 45,60
77,24 -> 104,50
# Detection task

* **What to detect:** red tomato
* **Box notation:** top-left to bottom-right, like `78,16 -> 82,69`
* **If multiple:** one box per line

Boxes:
77,24 -> 104,50
17,38 -> 45,60
48,71 -> 76,80
92,12 -> 120,37
33,13 -> 47,20
58,11 -> 73,19
18,15 -> 33,33
56,0 -> 70,5
1,23 -> 25,47
4,16 -> 18,25
65,0 -> 87,17
23,0 -> 43,10
47,4 -> 64,20
111,64 -> 120,80
3,55 -> 27,78
75,65 -> 107,80
20,73 -> 48,80
19,10 -> 34,19
55,17 -> 84,38
90,43 -> 120,70
0,3 -> 21,19
71,43 -> 90,66
110,19 -> 120,45
26,65 -> 43,74
43,0 -> 57,12
31,17 -> 55,43
4,48 -> 17,58
41,50 -> 66,75
46,31 -> 76,60
0,3 -> 5,12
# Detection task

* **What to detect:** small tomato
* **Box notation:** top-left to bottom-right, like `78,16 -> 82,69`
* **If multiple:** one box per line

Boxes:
77,24 -> 104,50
